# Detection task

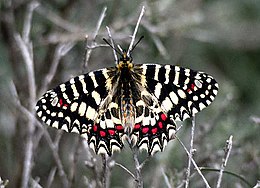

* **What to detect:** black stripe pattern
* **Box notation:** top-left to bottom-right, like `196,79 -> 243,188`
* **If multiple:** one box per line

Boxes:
36,52 -> 218,156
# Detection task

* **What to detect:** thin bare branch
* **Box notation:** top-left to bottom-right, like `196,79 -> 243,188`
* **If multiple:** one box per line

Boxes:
101,155 -> 110,188
46,167 -> 57,188
176,135 -> 211,188
106,26 -> 118,63
36,5 -> 83,32
9,80 -> 69,188
127,6 -> 145,55
115,162 -> 135,179
132,148 -> 143,188
93,7 -> 107,40
68,137 -> 81,188
161,167 -> 172,188
14,2 -> 38,187
150,34 -> 168,58
39,42 -> 75,95
83,7 -> 107,71
22,1 -> 39,44
185,117 -> 196,188
216,135 -> 233,188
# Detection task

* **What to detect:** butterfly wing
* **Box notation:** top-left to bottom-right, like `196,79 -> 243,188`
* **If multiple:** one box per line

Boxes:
36,68 -> 124,156
134,64 -> 218,121
131,64 -> 218,154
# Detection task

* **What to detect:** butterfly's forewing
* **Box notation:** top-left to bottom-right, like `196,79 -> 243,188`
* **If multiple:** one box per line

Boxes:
134,64 -> 218,121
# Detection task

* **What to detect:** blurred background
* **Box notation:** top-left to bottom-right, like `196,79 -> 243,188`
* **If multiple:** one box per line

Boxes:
0,0 -> 259,187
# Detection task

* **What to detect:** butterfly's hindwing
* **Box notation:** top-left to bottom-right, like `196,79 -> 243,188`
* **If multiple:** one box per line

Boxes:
88,101 -> 125,156
131,99 -> 176,155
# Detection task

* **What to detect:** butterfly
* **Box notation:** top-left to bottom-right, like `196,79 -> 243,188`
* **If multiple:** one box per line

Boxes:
36,37 -> 218,156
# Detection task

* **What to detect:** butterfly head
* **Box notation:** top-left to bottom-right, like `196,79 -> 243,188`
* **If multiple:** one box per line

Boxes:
117,50 -> 133,70
103,36 -> 144,71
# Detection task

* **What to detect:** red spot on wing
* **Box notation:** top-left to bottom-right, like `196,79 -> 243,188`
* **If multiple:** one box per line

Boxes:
59,98 -> 69,107
59,99 -> 63,106
187,83 -> 195,93
93,125 -> 98,132
158,122 -> 163,129
161,114 -> 167,121
191,83 -> 195,90
108,129 -> 115,135
100,130 -> 106,137
151,127 -> 158,134
142,127 -> 149,134
134,124 -> 141,130
116,125 -> 123,131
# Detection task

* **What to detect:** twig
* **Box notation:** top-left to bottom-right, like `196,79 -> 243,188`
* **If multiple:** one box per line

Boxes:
216,135 -> 233,188
132,148 -> 143,188
161,167 -> 172,188
150,34 -> 168,58
36,5 -> 83,32
9,80 -> 69,188
185,116 -> 196,188
106,26 -> 118,63
139,156 -> 150,170
101,155 -> 109,188
127,6 -> 145,55
14,2 -> 38,187
176,135 -> 211,188
200,167 -> 252,188
115,162 -> 136,179
83,7 -> 107,71
68,137 -> 81,188
93,7 -> 107,41
46,167 -> 57,188
30,177 -> 41,188
22,1 -> 39,44
39,42 -> 75,95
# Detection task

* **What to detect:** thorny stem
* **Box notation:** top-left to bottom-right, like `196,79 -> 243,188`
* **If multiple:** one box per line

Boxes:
216,135 -> 233,188
185,116 -> 196,188
176,135 -> 211,188
127,6 -> 145,56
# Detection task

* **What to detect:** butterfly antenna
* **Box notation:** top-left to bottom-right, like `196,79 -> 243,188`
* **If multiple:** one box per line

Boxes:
103,38 -> 121,55
129,36 -> 144,54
